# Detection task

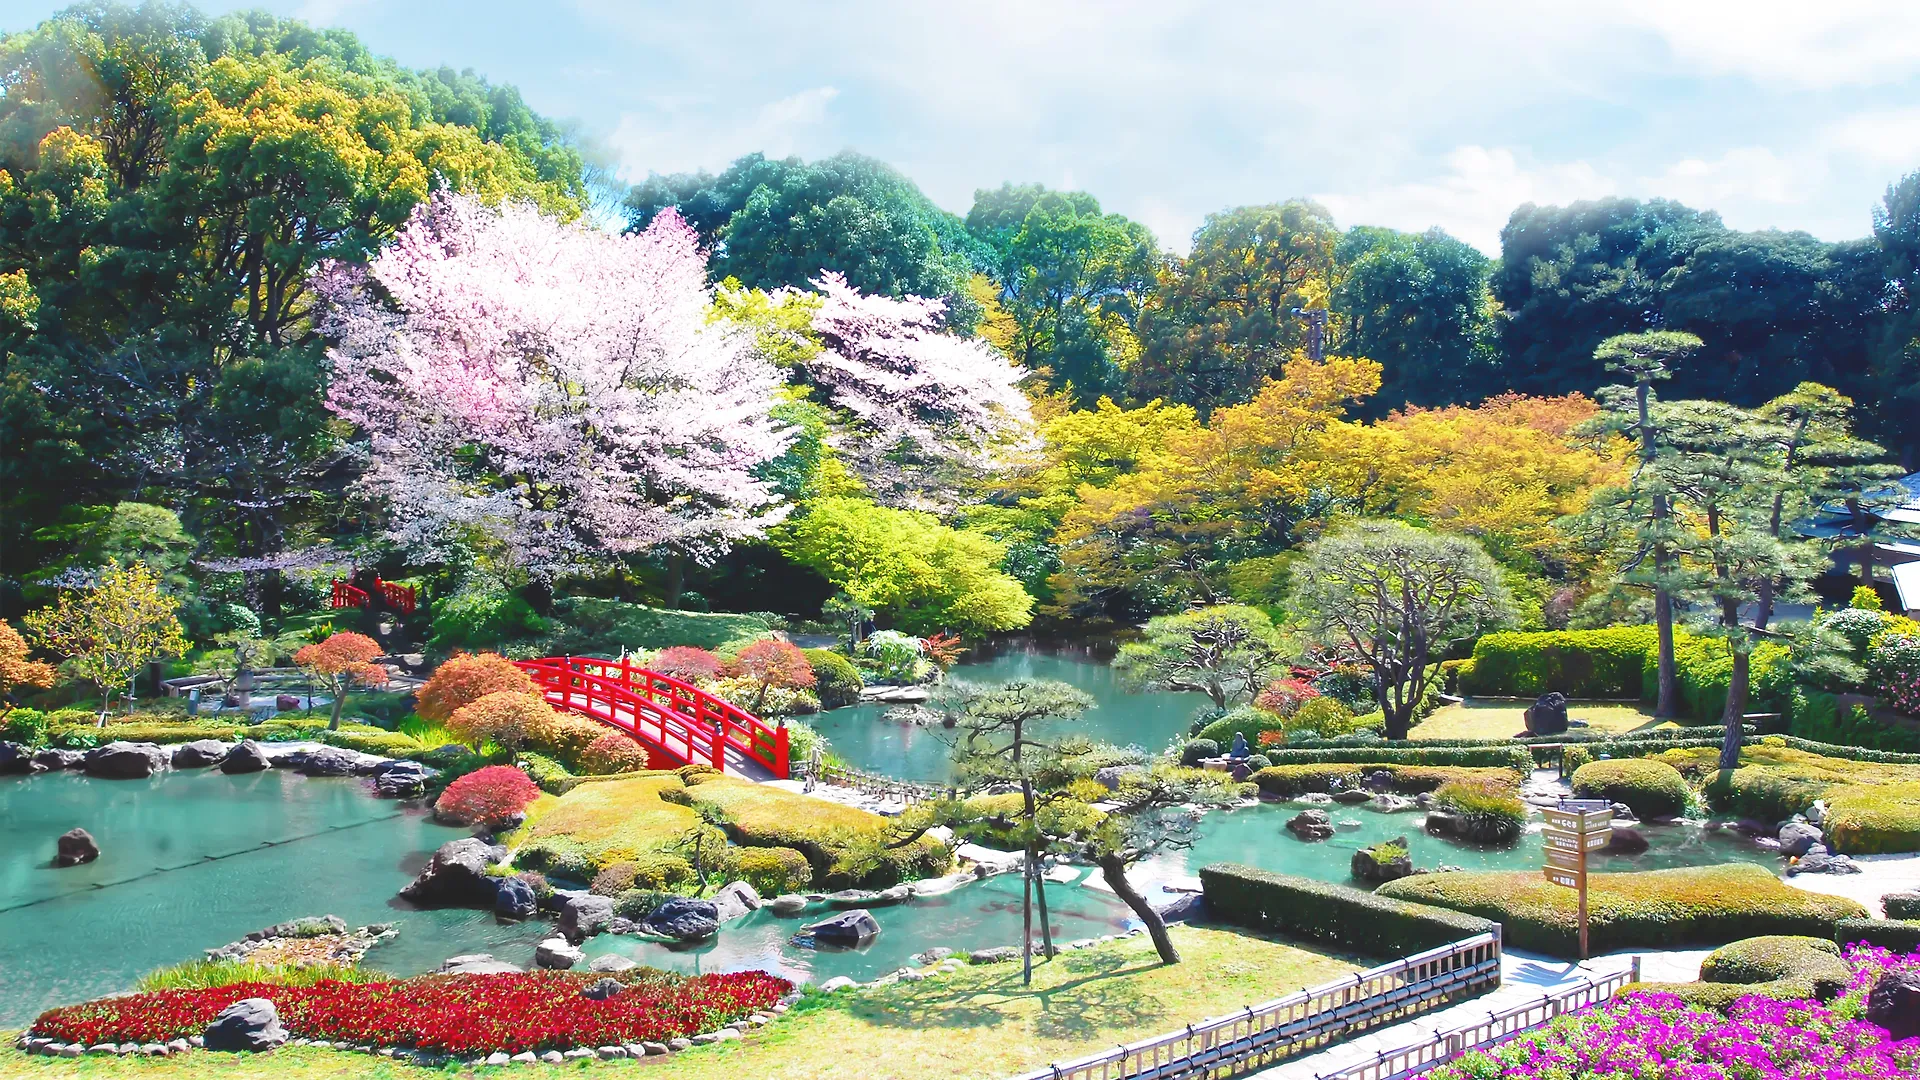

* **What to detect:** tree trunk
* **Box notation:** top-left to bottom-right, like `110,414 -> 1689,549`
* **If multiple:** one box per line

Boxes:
1382,699 -> 1413,741
1654,589 -> 1678,717
665,551 -> 685,609
1638,378 -> 1680,719
1097,853 -> 1178,964
1029,854 -> 1055,959
1020,848 -> 1034,986
1719,647 -> 1747,772
329,689 -> 346,731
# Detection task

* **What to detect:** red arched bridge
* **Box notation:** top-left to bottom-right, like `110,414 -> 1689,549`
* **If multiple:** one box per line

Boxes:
511,656 -> 789,780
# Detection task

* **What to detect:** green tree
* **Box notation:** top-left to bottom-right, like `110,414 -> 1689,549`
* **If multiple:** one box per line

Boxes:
1288,521 -> 1513,739
1113,604 -> 1286,711
1869,170 -> 1920,463
1333,226 -> 1496,414
1131,201 -> 1339,414
967,184 -> 1159,403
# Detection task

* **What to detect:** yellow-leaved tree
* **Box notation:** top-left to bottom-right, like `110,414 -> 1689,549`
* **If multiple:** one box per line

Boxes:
24,561 -> 188,725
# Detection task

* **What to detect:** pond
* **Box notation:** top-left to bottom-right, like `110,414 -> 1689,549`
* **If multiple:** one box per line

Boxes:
809,638 -> 1203,780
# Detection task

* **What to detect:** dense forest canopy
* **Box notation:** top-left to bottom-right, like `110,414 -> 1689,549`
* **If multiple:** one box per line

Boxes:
3,0 -> 1919,656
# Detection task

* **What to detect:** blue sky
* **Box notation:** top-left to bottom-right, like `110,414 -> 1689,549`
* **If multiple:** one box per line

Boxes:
12,0 -> 1920,254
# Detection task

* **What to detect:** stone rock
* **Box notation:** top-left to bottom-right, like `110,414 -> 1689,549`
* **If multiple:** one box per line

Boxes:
495,877 -> 537,920
1286,809 -> 1335,841
1369,794 -> 1418,813
54,827 -> 99,867
1732,817 -> 1772,836
641,1041 -> 669,1055
535,938 -> 583,969
32,747 -> 85,772
1332,789 -> 1373,805
170,740 -> 230,769
399,838 -> 499,907
0,740 -> 33,774
870,884 -> 912,906
825,889 -> 876,908
439,954 -> 522,975
910,947 -> 955,966
83,741 -> 169,779
219,740 -> 272,774
1868,969 -> 1920,1040
1523,692 -> 1569,736
1806,799 -> 1828,826
485,1051 -> 510,1066
202,998 -> 287,1052
275,694 -> 300,712
580,978 -> 623,1001
711,880 -> 762,922
1351,837 -> 1414,884
1153,892 -> 1207,924
1297,792 -> 1334,806
1094,764 -> 1147,790
372,761 -> 436,798
1366,769 -> 1395,792
1606,827 -> 1650,854
1423,810 -> 1465,838
1777,821 -> 1824,858
559,893 -> 616,940
1789,851 -> 1861,875
252,915 -> 347,939
290,747 -> 377,777
805,908 -> 880,946
818,976 -> 858,992
588,954 -> 637,973
640,897 -> 721,942
770,894 -> 809,916
968,946 -> 1018,964
1883,891 -> 1920,920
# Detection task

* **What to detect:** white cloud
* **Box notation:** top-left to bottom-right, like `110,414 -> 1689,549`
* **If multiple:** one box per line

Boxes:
1638,147 -> 1806,213
1315,147 -> 1617,254
1612,0 -> 1920,88
608,86 -> 841,181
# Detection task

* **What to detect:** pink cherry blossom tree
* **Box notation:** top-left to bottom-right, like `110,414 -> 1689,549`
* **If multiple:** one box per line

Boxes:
316,193 -> 791,577
798,272 -> 1032,505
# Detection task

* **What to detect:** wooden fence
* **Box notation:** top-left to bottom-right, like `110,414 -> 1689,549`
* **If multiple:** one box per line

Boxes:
804,757 -> 954,804
1313,963 -> 1637,1080
1004,932 -> 1502,1080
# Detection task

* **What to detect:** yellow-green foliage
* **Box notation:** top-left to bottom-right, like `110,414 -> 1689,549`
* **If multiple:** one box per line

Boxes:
1570,758 -> 1692,819
681,772 -> 951,888
732,846 -> 813,895
137,959 -> 384,992
1252,763 -> 1520,797
1377,864 -> 1866,958
1824,783 -> 1920,854
516,772 -> 706,877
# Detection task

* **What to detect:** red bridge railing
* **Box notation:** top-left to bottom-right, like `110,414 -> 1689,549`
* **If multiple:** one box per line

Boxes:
330,580 -> 369,609
512,656 -> 789,779
330,578 -> 417,614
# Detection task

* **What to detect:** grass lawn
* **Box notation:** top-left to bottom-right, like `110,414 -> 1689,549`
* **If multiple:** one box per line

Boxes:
1412,699 -> 1669,741
0,927 -> 1361,1080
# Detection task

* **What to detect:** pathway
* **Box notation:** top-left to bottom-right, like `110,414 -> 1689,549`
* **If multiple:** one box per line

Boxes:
549,689 -> 775,781
1248,947 -> 1710,1080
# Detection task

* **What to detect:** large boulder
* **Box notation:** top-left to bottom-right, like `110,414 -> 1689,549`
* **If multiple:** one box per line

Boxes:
535,938 -> 583,970
289,746 -> 381,777
495,877 -> 538,920
559,894 -> 616,940
1605,827 -> 1651,855
806,909 -> 880,947
711,880 -> 762,922
640,898 -> 721,943
769,894 -> 809,917
399,838 -> 499,907
83,742 -> 169,779
32,747 -> 85,772
371,760 -> 436,798
0,741 -> 30,775
1286,809 -> 1335,841
1867,969 -> 1920,1041
202,998 -> 287,1052
1777,821 -> 1824,858
1153,892 -> 1207,924
1351,837 -> 1415,884
1883,891 -> 1920,920
1523,692 -> 1570,737
219,740 -> 272,775
171,740 -> 231,769
588,954 -> 638,973
440,953 -> 523,975
54,828 -> 99,867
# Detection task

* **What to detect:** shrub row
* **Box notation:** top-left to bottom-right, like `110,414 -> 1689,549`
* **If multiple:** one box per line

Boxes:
1462,627 -> 1657,699
1375,865 -> 1868,958
1835,918 -> 1920,952
1251,764 -> 1521,797
1199,863 -> 1497,957
1254,744 -> 1533,771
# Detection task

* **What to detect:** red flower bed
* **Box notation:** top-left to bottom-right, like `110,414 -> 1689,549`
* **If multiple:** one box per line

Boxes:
32,969 -> 790,1055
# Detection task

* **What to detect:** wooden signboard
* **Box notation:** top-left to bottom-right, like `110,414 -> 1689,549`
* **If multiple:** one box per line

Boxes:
1543,806 -> 1614,833
1544,847 -> 1587,873
1543,866 -> 1584,889
1543,800 -> 1613,960
1543,826 -> 1610,853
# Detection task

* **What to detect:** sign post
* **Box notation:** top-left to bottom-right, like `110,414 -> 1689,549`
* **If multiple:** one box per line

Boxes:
1542,799 -> 1612,960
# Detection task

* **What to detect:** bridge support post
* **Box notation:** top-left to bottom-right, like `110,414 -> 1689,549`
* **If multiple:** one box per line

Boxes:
775,721 -> 790,779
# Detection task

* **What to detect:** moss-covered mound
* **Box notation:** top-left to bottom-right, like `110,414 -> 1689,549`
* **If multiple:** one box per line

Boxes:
1622,934 -> 1852,1009
1651,741 -> 1920,853
1376,864 -> 1867,957
1570,758 -> 1692,819
680,770 -> 950,888
515,772 -> 706,877
1824,783 -> 1920,855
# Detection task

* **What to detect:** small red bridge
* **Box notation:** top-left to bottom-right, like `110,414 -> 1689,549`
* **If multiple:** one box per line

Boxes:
512,656 -> 789,780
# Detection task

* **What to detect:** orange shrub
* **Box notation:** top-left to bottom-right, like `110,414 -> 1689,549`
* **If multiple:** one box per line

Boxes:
417,652 -> 540,722
530,713 -> 612,771
581,731 -> 652,774
434,765 -> 540,826
447,690 -> 559,750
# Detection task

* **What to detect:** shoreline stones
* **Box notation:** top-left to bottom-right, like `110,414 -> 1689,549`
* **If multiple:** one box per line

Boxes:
558,894 -> 616,940
219,740 -> 272,774
534,937 -> 583,969
204,916 -> 394,967
1286,809 -> 1335,841
804,908 -> 880,947
400,838 -> 501,907
710,880 -> 762,922
83,741 -> 170,779
1350,837 -> 1414,884
171,740 -> 231,769
1777,821 -> 1823,857
639,897 -> 720,943
54,827 -> 99,867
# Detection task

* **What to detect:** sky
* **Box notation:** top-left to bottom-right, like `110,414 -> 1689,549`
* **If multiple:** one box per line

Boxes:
10,0 -> 1920,254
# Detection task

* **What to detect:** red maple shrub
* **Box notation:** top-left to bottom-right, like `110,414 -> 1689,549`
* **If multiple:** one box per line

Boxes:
433,765 -> 540,826
650,646 -> 724,684
31,969 -> 791,1055
416,653 -> 541,722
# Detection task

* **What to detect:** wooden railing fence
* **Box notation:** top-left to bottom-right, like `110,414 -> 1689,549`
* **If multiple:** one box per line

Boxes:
1004,933 -> 1502,1080
804,757 -> 954,804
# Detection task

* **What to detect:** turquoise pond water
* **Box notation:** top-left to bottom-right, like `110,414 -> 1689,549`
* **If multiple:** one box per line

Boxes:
0,643 -> 1787,1028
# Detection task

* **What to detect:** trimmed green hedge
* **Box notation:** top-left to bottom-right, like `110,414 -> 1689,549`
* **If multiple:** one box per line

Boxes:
1376,864 -> 1867,958
1464,627 -> 1657,699
1628,935 -> 1853,1009
1834,918 -> 1920,952
1199,863 -> 1496,957
1256,745 -> 1533,771
1570,759 -> 1693,819
1787,689 -> 1920,753
1251,764 -> 1520,797
1825,783 -> 1920,854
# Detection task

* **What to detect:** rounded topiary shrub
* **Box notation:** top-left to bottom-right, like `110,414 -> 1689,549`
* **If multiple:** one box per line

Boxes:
417,653 -> 542,722
1571,758 -> 1692,820
1180,739 -> 1220,766
1695,935 -> 1851,1002
802,648 -> 863,708
732,846 -> 813,895
433,764 -> 540,827
580,731 -> 651,774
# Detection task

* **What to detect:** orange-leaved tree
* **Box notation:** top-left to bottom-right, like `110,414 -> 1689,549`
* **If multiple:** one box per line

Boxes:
293,632 -> 388,730
446,689 -> 558,752
0,621 -> 56,719
416,652 -> 540,722
730,639 -> 814,713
